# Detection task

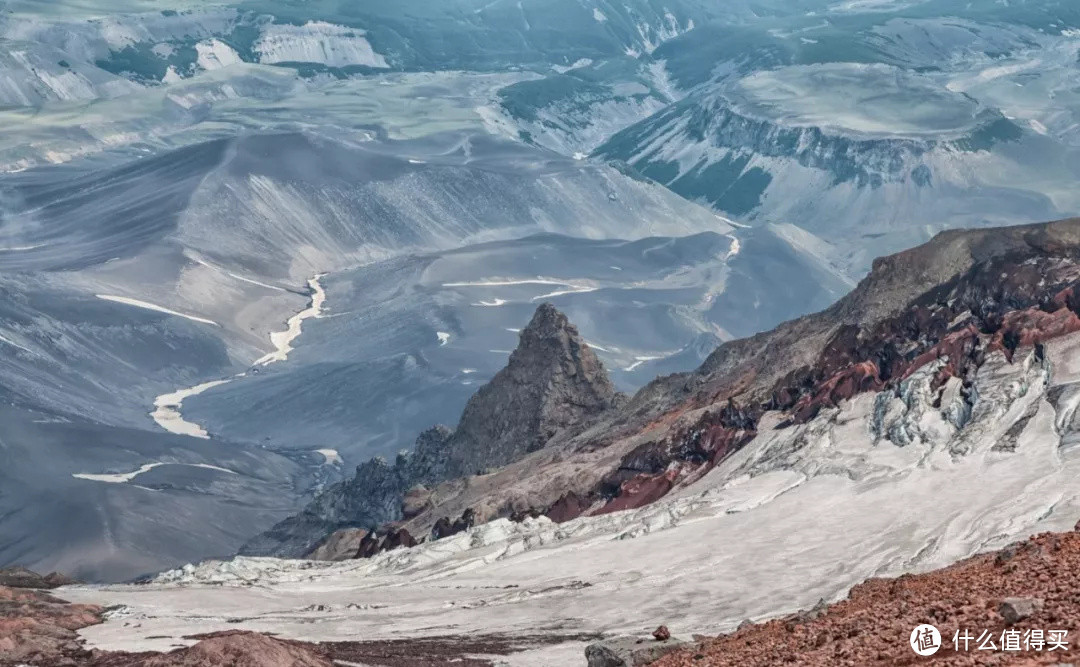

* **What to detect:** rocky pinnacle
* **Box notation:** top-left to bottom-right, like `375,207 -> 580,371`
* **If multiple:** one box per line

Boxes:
240,303 -> 622,558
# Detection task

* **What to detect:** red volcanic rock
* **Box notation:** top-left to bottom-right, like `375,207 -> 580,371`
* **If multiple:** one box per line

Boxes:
654,530 -> 1080,666
545,492 -> 592,523
596,469 -> 678,515
990,306 -> 1080,361
653,625 -> 671,641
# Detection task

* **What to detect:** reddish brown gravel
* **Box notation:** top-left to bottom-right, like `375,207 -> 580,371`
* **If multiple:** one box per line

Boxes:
655,529 -> 1080,666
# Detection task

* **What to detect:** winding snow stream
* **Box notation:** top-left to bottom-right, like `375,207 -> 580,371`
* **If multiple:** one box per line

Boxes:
150,275 -> 327,439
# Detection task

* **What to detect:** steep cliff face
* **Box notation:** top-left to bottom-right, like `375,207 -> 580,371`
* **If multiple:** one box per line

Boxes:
240,304 -> 623,558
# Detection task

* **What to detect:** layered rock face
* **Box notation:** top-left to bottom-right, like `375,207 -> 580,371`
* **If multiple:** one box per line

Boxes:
241,304 -> 623,558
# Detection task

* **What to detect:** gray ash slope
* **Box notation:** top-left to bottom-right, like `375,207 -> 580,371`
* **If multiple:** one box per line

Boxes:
0,124 -> 844,581
241,303 -> 625,558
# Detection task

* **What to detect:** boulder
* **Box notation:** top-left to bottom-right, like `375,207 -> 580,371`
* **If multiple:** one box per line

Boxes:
585,636 -> 691,667
999,597 -> 1044,625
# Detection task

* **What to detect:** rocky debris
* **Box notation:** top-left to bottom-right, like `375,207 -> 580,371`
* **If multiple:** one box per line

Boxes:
999,597 -> 1044,625
245,304 -> 624,558
652,626 -> 671,641
94,631 -> 333,667
431,508 -> 476,541
653,530 -> 1080,666
586,635 -> 692,667
0,566 -> 77,589
306,528 -> 368,561
321,632 -> 600,667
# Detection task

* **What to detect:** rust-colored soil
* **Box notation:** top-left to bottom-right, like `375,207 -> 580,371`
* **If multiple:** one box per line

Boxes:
656,530 -> 1080,666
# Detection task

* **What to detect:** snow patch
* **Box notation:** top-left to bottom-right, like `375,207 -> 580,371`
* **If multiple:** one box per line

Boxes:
152,379 -> 236,439
73,462 -> 237,484
95,295 -> 218,327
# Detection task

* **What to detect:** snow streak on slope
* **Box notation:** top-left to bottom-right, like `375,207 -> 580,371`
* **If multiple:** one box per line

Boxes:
65,334 -> 1080,662
95,295 -> 218,326
152,379 -> 236,439
73,462 -> 237,483
255,275 -> 327,366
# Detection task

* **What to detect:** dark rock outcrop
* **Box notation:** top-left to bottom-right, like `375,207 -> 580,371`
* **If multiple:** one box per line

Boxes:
440,303 -> 624,478
242,304 -> 623,558
431,508 -> 476,541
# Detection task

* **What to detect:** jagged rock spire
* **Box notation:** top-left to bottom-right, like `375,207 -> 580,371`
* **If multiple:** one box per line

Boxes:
440,303 -> 622,478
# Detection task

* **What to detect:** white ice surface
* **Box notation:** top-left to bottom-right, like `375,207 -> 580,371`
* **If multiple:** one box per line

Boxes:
195,39 -> 242,71
316,449 -> 342,466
